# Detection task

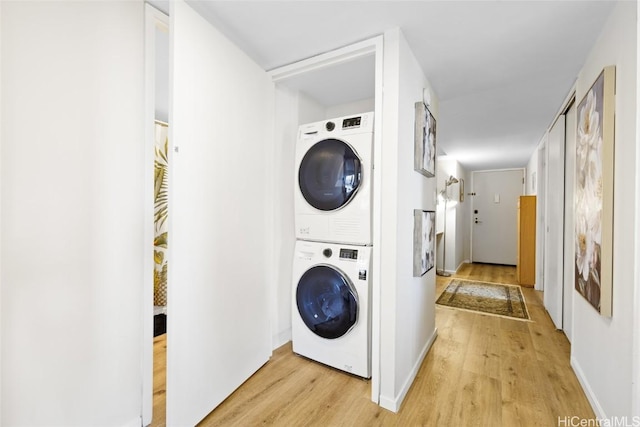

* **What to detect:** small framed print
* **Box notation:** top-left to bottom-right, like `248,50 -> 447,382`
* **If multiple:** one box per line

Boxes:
413,209 -> 436,277
414,102 -> 436,178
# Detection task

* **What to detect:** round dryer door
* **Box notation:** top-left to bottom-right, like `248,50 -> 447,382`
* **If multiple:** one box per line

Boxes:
296,265 -> 358,339
298,139 -> 361,211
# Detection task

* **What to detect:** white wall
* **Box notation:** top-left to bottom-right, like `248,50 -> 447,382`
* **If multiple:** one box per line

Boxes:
635,1 -> 640,414
271,86 -> 298,349
167,1 -> 273,425
525,143 -> 539,195
436,157 -> 469,273
571,0 -> 637,418
325,97 -> 375,119
378,28 -> 437,412
1,2 -> 145,426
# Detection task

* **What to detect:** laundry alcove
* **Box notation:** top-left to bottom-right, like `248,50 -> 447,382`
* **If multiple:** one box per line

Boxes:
268,38 -> 384,402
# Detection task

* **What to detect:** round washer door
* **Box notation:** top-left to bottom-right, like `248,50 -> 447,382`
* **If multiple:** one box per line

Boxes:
298,139 -> 361,211
296,265 -> 358,339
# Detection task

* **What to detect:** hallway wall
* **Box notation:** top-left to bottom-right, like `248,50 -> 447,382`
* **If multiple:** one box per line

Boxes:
436,157 -> 470,273
378,28 -> 438,411
1,2 -> 145,425
570,0 -> 637,418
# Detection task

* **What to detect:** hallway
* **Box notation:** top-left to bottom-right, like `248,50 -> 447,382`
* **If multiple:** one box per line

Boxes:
152,263 -> 594,426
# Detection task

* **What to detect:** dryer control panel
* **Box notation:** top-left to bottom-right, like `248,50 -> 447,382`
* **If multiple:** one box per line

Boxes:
342,116 -> 362,129
339,248 -> 358,260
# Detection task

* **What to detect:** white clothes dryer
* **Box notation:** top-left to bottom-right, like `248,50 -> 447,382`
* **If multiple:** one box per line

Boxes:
291,240 -> 372,378
295,112 -> 374,246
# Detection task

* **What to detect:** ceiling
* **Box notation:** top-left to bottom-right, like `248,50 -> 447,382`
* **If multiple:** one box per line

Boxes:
167,1 -> 617,171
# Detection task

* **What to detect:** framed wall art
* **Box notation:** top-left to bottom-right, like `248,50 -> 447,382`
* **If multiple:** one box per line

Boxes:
413,209 -> 436,277
574,65 -> 615,317
414,101 -> 436,177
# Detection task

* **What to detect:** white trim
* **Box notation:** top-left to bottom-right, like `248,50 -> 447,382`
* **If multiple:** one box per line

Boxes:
0,1 -> 3,418
370,35 -> 384,405
535,135 -> 548,291
549,83 -> 577,131
632,1 -> 640,415
143,4 -> 169,426
379,329 -> 438,413
269,37 -> 381,82
571,356 -> 606,420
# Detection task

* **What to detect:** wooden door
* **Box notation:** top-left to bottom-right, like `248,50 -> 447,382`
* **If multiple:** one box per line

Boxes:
517,196 -> 536,286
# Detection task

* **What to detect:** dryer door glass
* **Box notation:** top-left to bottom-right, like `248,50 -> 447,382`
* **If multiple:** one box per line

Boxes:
296,265 -> 358,339
298,139 -> 361,211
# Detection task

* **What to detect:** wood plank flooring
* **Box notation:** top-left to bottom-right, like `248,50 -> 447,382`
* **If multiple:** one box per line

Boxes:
151,263 -> 595,426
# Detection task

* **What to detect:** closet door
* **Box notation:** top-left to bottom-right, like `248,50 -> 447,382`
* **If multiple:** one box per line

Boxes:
168,1 -> 273,425
544,116 -> 566,329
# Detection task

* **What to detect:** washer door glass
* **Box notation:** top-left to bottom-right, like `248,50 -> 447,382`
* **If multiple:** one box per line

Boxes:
298,139 -> 361,211
296,265 -> 358,339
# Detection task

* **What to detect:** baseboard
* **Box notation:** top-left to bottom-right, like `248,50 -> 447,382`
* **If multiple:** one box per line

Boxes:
379,328 -> 438,413
571,356 -> 606,419
456,260 -> 470,272
272,327 -> 291,351
122,415 -> 142,427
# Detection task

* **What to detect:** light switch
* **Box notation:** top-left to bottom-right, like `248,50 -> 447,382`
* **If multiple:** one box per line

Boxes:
494,193 -> 500,203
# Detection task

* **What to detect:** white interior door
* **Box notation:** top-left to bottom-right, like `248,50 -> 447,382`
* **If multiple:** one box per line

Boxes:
563,102 -> 576,342
471,169 -> 524,265
167,2 -> 272,425
536,141 -> 547,291
544,115 -> 566,329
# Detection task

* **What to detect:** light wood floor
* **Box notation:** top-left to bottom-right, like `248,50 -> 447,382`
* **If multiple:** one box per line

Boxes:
152,263 -> 595,426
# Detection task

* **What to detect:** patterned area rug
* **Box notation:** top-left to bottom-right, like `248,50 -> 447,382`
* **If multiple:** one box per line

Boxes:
436,279 -> 530,321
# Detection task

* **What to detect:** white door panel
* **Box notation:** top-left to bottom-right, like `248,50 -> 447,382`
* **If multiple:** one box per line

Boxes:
536,141 -> 547,292
471,170 -> 524,265
168,2 -> 272,425
544,116 -> 565,329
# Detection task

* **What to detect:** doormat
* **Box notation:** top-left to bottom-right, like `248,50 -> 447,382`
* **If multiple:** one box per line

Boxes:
436,279 -> 530,321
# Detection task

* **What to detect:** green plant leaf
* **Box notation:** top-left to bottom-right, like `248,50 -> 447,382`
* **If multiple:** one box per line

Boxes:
154,232 -> 168,248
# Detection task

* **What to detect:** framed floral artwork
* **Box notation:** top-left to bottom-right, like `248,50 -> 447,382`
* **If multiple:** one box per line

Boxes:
413,210 -> 436,277
414,101 -> 436,177
575,65 -> 615,317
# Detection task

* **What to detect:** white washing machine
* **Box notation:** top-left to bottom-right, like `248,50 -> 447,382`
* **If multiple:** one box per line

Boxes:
291,240 -> 372,378
295,112 -> 374,246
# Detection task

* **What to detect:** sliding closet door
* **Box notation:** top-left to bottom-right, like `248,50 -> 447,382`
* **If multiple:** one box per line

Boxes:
167,1 -> 273,426
544,116 -> 566,329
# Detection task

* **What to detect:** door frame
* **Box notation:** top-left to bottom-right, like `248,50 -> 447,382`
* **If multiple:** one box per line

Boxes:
541,86 -> 576,333
543,114 -> 566,329
536,138 -> 547,292
562,98 -> 576,342
143,4 -> 169,425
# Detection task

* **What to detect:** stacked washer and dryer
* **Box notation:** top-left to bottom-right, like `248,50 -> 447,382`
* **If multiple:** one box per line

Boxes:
291,112 -> 374,378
